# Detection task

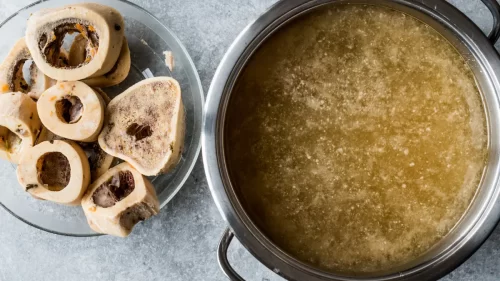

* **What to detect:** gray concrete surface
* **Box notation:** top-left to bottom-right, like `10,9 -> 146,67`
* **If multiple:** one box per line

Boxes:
0,0 -> 499,280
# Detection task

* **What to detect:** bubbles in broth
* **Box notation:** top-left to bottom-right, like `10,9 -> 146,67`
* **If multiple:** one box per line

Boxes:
225,4 -> 487,274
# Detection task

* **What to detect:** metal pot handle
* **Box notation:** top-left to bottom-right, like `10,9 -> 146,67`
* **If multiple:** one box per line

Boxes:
218,228 -> 246,281
480,0 -> 500,44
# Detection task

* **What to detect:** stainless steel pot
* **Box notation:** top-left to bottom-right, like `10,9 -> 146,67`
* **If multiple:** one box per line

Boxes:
203,0 -> 500,280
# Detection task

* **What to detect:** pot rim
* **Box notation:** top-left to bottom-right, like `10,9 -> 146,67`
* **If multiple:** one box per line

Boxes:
203,0 -> 500,280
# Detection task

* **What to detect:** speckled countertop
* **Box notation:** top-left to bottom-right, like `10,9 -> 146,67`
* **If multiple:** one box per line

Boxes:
0,0 -> 499,280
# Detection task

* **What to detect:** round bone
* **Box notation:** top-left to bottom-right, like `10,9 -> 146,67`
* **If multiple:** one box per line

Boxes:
37,81 -> 105,142
98,77 -> 185,176
16,140 -> 91,205
0,38 -> 52,98
0,92 -> 42,163
25,3 -> 125,81
81,162 -> 159,237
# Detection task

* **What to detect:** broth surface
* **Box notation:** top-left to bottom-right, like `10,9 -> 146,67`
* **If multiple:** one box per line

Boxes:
225,4 -> 488,274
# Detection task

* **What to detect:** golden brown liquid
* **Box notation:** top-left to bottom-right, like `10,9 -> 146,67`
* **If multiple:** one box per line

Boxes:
225,5 -> 488,274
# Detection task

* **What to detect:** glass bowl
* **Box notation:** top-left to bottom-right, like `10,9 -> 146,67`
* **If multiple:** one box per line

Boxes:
0,0 -> 204,236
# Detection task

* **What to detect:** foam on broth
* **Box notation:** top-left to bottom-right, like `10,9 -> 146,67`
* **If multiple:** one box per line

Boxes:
225,4 -> 488,274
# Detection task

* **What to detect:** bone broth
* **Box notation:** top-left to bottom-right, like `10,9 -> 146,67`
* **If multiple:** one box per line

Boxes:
225,5 -> 488,274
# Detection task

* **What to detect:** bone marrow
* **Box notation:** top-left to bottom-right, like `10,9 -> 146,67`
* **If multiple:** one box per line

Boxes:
81,162 -> 159,237
25,3 -> 125,81
38,20 -> 100,69
37,81 -> 105,142
0,92 -> 42,163
92,170 -> 135,208
16,140 -> 91,205
98,77 -> 185,176
38,151 -> 71,191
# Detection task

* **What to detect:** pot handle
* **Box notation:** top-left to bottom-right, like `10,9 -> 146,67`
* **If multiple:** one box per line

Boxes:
218,228 -> 246,281
480,0 -> 500,44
